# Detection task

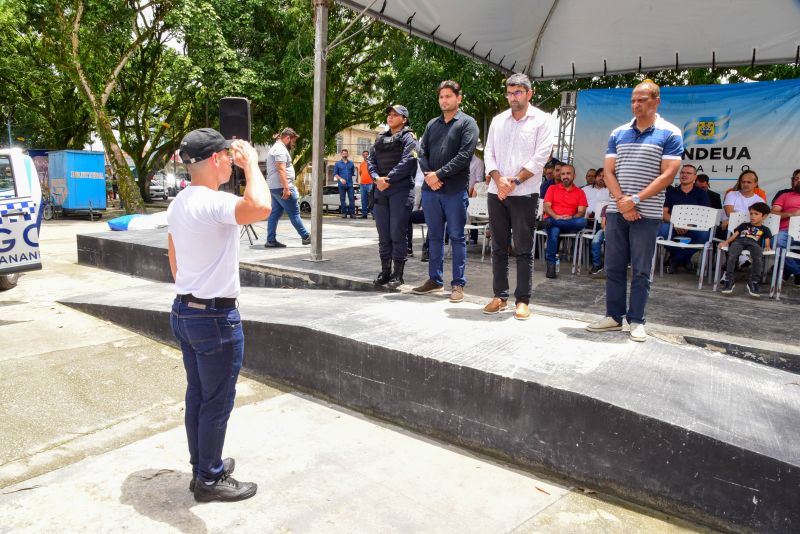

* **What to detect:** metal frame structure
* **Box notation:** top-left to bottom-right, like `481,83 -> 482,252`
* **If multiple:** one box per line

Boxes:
555,90 -> 576,164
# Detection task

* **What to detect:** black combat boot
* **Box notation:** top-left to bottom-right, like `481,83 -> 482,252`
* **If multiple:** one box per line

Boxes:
386,260 -> 406,289
374,258 -> 392,286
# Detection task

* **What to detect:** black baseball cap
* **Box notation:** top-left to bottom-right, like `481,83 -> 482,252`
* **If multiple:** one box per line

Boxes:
178,128 -> 231,164
385,104 -> 409,118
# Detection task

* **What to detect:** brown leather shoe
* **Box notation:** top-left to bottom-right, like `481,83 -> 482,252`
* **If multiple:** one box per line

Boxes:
449,285 -> 464,303
514,302 -> 531,321
412,279 -> 444,294
483,297 -> 508,314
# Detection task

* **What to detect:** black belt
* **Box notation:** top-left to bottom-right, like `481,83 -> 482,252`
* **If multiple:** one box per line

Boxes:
179,294 -> 237,309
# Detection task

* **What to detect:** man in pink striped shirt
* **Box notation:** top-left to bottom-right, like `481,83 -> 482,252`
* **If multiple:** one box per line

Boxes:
482,73 -> 553,320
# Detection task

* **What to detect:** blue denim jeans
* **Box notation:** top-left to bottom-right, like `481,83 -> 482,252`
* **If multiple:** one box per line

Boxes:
777,230 -> 800,275
338,184 -> 355,215
267,187 -> 309,242
422,189 -> 468,287
605,213 -> 660,325
591,229 -> 605,267
360,183 -> 373,215
170,298 -> 244,483
544,217 -> 586,263
657,222 -> 709,264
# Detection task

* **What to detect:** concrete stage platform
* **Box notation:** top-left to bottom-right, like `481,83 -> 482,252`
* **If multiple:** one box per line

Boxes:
77,220 -> 800,370
61,281 -> 800,533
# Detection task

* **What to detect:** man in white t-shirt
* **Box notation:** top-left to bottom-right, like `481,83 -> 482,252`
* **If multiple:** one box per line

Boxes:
265,127 -> 310,247
167,128 -> 270,503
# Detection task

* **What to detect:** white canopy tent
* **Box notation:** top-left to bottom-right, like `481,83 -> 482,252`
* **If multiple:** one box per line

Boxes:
306,0 -> 800,260
338,0 -> 800,79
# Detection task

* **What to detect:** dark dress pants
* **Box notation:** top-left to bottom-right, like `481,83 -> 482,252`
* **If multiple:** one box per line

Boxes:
374,188 -> 413,261
488,192 -> 538,304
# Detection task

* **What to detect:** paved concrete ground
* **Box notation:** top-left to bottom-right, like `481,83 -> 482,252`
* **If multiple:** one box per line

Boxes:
0,218 -> 713,532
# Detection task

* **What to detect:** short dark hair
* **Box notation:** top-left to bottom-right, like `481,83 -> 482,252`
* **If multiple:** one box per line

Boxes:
341,149 -> 348,153
792,169 -> 800,179
438,80 -> 461,97
682,163 -> 697,172
696,173 -> 710,182
544,162 -> 555,169
749,202 -> 770,215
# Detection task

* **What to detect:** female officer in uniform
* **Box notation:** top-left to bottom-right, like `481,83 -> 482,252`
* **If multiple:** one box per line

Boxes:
368,105 -> 418,289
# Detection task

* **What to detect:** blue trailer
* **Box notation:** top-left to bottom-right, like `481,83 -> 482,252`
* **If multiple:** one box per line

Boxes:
47,150 -> 106,217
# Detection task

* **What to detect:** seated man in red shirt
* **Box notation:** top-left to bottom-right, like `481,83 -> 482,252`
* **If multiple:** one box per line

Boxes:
543,164 -> 588,278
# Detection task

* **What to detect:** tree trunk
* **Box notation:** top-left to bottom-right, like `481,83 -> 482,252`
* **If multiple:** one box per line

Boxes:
95,108 -> 145,214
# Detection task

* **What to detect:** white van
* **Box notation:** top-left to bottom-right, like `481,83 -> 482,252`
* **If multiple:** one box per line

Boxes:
0,148 -> 42,290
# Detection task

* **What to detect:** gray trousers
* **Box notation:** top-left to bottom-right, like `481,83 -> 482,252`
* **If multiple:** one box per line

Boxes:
725,238 -> 763,283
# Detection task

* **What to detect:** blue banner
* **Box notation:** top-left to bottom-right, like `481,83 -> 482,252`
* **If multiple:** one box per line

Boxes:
573,79 -> 800,200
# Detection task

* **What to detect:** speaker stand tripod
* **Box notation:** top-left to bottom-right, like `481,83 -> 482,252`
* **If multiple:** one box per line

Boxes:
240,224 -> 259,245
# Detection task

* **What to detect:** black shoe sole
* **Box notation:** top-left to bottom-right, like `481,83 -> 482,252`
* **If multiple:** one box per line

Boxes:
194,483 -> 258,503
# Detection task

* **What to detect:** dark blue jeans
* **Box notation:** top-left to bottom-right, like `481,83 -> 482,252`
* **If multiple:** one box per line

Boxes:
605,213 -> 660,325
422,189 -> 468,287
360,183 -> 373,215
170,298 -> 244,483
338,184 -> 355,215
544,217 -> 586,263
267,187 -> 309,242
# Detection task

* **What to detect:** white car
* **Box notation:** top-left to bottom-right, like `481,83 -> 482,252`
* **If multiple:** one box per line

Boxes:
299,184 -> 361,214
148,178 -> 167,200
0,148 -> 42,290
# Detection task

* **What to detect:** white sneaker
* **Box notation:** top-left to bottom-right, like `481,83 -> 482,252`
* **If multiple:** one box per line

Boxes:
586,316 -> 622,332
629,323 -> 647,342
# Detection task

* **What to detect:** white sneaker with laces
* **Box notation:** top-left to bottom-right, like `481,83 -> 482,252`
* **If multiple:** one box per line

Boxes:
586,316 -> 622,332
629,323 -> 647,342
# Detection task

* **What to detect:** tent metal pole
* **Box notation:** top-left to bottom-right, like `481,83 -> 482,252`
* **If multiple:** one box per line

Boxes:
308,0 -> 332,262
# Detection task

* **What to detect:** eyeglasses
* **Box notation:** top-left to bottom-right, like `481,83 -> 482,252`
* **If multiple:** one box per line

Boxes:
505,90 -> 527,99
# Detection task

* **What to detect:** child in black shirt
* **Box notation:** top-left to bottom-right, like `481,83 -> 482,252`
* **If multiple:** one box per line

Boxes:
719,202 -> 772,297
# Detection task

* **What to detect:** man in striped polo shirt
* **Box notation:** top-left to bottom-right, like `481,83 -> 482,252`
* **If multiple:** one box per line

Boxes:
586,80 -> 683,342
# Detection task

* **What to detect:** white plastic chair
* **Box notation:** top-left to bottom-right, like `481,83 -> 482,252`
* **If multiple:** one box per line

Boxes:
652,205 -> 719,289
535,200 -> 584,275
712,212 -> 780,292
464,195 -> 490,261
772,215 -> 800,301
576,201 -> 609,274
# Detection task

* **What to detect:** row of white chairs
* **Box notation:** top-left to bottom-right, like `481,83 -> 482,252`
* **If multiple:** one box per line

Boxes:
417,198 -> 800,300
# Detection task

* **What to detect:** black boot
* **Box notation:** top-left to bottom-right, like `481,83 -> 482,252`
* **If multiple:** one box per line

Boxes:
374,258 -> 392,286
387,260 -> 406,289
546,262 -> 557,279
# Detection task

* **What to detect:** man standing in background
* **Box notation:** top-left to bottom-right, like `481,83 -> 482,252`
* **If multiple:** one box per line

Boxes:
359,149 -> 373,218
334,149 -> 356,218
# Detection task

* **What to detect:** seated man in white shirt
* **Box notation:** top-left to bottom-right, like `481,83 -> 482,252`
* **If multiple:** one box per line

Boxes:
584,169 -> 611,228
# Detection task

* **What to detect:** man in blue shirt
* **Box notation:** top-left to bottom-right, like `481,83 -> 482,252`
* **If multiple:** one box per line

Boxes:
412,80 -> 479,303
660,164 -> 711,272
333,149 -> 356,218
586,80 -> 683,342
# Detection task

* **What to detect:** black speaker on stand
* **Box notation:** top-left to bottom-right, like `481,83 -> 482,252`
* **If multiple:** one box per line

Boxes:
219,97 -> 259,244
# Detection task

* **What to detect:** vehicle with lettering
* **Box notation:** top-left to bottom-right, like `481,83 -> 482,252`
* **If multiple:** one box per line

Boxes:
47,150 -> 106,219
0,148 -> 42,290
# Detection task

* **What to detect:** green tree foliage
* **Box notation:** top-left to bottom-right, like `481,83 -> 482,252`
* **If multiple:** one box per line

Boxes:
0,1 -> 93,149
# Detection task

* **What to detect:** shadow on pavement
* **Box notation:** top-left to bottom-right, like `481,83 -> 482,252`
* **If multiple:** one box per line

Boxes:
120,469 -> 206,534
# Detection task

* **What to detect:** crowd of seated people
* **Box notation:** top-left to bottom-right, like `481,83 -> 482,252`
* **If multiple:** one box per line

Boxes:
533,163 -> 800,293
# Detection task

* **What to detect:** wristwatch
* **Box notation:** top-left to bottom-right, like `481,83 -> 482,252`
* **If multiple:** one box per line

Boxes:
513,178 -> 522,186
631,194 -> 641,205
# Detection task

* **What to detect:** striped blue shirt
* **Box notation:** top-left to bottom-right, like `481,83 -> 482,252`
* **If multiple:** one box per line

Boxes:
605,114 -> 683,219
